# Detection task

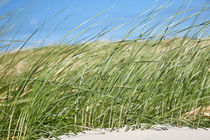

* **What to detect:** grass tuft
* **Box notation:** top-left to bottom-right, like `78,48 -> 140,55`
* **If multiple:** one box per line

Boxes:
0,1 -> 210,139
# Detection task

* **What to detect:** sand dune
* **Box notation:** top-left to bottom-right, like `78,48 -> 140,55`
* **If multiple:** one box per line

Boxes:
47,126 -> 210,140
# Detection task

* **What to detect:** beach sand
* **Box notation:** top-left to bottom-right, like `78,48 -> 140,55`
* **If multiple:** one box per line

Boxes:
48,126 -> 210,140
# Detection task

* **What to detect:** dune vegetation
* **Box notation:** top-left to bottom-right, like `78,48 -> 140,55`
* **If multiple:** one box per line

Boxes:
0,2 -> 210,139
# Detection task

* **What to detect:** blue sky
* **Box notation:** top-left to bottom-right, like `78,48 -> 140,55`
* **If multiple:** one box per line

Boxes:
0,0 -> 209,49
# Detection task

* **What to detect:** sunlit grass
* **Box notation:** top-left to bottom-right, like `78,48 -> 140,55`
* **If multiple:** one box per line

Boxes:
0,1 -> 210,139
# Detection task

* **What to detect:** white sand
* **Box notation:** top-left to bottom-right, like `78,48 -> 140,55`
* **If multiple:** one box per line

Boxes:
50,126 -> 210,140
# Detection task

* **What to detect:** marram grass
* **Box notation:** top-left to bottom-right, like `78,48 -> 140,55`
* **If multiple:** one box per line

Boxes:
0,2 -> 210,139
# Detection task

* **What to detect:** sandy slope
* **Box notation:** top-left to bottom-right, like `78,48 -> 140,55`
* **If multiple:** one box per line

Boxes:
47,126 -> 210,140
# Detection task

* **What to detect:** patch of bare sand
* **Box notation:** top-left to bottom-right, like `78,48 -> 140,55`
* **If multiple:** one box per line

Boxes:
44,126 -> 210,140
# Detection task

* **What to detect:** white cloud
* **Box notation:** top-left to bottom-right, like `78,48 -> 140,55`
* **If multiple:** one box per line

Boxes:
30,19 -> 39,25
31,40 -> 42,45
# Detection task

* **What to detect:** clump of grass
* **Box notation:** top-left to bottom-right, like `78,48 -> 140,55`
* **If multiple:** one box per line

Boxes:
0,1 -> 210,139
